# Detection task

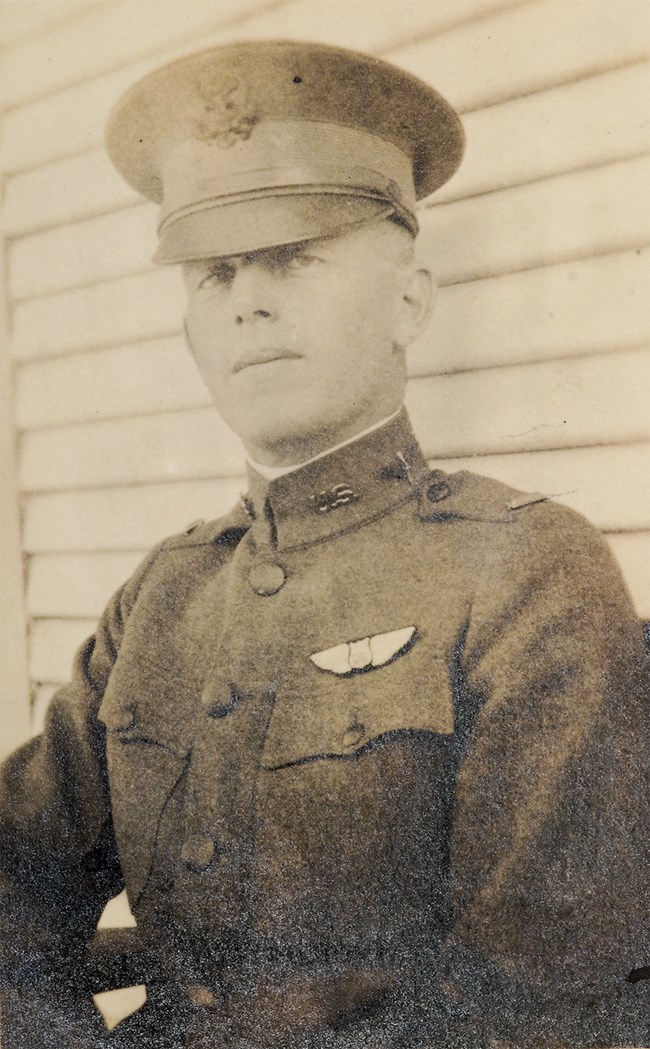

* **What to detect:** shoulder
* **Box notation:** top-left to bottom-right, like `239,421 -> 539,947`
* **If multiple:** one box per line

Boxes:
447,472 -> 647,688
417,468 -> 548,523
421,467 -> 617,575
157,502 -> 250,552
115,502 -> 249,617
439,470 -> 635,615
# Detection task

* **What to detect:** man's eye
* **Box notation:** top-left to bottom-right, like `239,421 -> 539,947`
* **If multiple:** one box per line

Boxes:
275,249 -> 319,271
198,264 -> 235,288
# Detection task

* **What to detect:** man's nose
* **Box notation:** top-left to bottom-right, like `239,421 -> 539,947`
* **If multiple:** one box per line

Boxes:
229,265 -> 278,325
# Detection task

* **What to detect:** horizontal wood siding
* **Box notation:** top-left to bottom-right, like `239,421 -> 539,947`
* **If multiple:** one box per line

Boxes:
2,0 -> 649,709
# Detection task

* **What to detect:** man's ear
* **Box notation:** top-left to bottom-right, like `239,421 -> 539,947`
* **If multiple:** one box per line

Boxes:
395,266 -> 436,350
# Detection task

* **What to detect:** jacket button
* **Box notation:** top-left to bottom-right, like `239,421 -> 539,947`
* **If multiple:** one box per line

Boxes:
180,836 -> 216,872
187,983 -> 219,1009
342,721 -> 365,748
249,561 -> 287,595
427,480 -> 451,503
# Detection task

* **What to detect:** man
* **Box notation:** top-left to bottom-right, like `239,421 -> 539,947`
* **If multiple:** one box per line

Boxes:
1,40 -> 648,1049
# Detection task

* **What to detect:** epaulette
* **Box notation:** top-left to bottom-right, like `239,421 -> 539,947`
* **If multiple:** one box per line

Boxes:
416,469 -> 548,524
160,502 -> 250,551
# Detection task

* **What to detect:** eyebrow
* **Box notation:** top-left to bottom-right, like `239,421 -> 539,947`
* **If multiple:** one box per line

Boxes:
187,239 -> 319,276
242,242 -> 311,265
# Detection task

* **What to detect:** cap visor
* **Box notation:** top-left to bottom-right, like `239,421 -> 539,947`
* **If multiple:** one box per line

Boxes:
154,194 -> 397,263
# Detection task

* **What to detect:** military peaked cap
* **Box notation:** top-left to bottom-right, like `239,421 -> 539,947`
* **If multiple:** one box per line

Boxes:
105,40 -> 464,263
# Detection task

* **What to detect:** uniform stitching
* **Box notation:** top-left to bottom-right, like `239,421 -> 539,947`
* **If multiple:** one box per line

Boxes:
277,490 -> 418,554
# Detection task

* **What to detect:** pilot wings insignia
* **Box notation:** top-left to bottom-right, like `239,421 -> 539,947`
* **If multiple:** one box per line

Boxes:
310,626 -> 417,676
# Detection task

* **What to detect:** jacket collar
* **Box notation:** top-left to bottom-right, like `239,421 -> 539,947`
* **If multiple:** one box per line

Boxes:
243,408 -> 429,553
163,409 -> 546,554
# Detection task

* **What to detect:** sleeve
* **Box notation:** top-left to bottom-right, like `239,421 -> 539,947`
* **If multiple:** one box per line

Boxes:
439,503 -> 650,1048
0,545 -> 162,994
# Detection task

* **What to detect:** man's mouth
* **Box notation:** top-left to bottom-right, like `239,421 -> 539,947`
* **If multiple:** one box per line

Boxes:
233,350 -> 302,374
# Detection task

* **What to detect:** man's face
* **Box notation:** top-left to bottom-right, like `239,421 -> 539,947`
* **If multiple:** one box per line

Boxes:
183,221 -> 425,465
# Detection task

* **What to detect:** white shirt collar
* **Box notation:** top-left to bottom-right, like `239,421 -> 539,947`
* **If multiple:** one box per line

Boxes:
247,408 -> 402,480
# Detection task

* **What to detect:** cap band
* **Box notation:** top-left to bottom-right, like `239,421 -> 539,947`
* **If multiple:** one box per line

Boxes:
159,119 -> 416,234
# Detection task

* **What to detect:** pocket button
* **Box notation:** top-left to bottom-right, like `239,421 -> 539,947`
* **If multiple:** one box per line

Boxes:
180,836 -> 217,872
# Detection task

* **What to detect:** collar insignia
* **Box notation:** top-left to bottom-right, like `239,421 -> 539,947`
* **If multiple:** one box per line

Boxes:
310,626 -> 417,676
310,483 -> 359,514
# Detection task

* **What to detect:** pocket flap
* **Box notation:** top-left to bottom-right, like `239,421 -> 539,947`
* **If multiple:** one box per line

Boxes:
98,685 -> 195,759
262,639 -> 454,770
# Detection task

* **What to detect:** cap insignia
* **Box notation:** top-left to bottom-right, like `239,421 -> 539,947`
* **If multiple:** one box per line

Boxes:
193,75 -> 258,148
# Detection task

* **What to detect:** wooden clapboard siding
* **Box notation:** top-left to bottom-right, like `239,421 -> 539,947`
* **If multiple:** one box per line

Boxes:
0,1 -> 284,111
9,155 -> 650,302
0,2 -> 98,50
23,478 -> 246,553
0,221 -> 31,758
391,0 -> 650,112
22,438 -> 650,559
27,551 -> 147,619
407,348 -> 650,457
20,407 -> 245,490
6,58 -> 649,239
12,269 -> 185,361
16,337 -> 209,429
2,66 -> 151,174
410,249 -> 650,376
207,0 -> 524,55
420,156 -> 650,285
427,444 -> 650,534
434,62 -> 650,205
606,532 -> 650,618
0,0 -> 516,175
17,348 -> 650,493
2,0 -> 523,113
3,148 -> 140,239
11,248 -> 650,378
9,204 -> 156,301
30,617 -> 99,685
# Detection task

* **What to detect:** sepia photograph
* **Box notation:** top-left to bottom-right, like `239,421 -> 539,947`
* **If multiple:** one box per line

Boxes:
1,1 -> 649,1046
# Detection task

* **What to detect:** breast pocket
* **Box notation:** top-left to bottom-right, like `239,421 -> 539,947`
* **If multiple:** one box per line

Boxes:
98,689 -> 194,906
261,631 -> 454,770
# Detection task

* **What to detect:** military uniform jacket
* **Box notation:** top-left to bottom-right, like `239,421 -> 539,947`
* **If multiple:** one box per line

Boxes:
1,411 -> 649,1048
